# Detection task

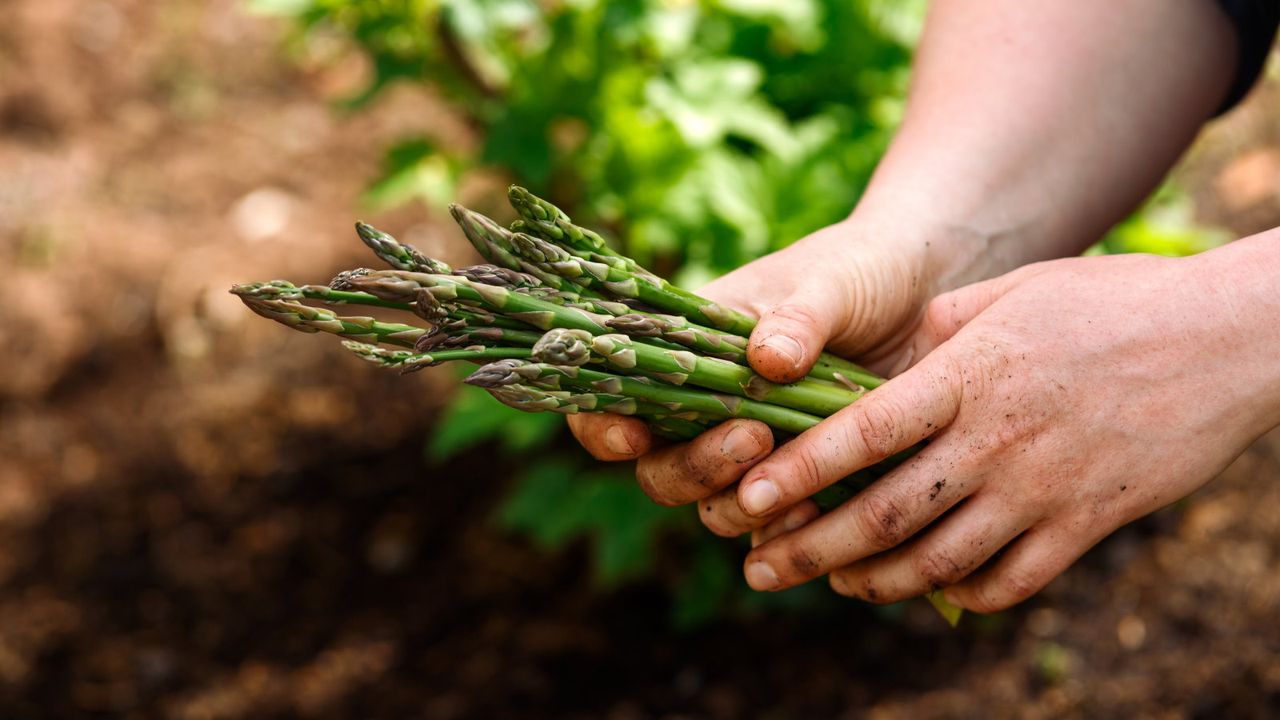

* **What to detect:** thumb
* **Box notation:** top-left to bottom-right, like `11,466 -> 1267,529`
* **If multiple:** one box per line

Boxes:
746,286 -> 846,384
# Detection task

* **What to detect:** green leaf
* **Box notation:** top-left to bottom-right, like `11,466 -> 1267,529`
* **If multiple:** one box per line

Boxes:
496,460 -> 683,587
927,591 -> 964,628
363,139 -> 463,211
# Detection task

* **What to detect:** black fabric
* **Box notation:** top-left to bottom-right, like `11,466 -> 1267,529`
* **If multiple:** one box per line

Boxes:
1216,0 -> 1280,111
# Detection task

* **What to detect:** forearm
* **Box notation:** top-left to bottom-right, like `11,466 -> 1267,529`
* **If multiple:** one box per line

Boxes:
856,0 -> 1238,291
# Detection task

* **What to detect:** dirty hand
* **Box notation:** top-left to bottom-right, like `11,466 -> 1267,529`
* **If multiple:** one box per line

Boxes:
565,215 -> 947,530
736,241 -> 1280,612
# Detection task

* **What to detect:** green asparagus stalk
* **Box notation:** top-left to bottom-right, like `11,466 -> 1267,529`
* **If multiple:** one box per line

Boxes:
355,222 -> 452,274
335,269 -> 614,334
507,186 -> 614,258
232,280 -> 412,311
232,279 -> 534,332
240,296 -> 428,348
530,329 -> 864,416
450,204 -> 609,298
605,312 -> 746,361
465,359 -> 824,435
646,415 -> 710,441
454,261 -> 635,317
341,340 -> 530,370
415,325 -> 544,351
483,383 -> 706,425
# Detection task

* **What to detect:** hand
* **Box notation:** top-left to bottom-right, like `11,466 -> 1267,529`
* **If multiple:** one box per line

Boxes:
735,249 -> 1280,612
565,216 -> 940,525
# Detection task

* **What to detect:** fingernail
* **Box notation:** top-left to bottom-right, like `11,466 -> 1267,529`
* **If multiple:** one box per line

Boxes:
721,426 -> 760,463
781,509 -> 810,533
762,335 -> 805,370
605,425 -> 635,456
741,480 -> 779,515
745,561 -> 781,590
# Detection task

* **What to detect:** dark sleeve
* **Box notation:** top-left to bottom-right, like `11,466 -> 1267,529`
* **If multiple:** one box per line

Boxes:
1216,0 -> 1280,112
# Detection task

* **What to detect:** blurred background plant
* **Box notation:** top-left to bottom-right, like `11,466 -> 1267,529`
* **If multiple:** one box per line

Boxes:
248,0 -> 1230,625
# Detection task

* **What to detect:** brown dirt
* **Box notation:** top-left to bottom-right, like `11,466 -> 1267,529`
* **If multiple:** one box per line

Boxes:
1,2 -> 1278,718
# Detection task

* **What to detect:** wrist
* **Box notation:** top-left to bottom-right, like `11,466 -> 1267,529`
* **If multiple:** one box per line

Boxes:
846,193 -> 1024,298
1184,230 -> 1280,432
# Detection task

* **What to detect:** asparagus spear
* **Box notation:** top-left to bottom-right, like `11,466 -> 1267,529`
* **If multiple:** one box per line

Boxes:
507,185 -> 614,258
530,329 -> 864,416
355,222 -> 452,274
449,204 -> 608,297
335,269 -> 610,332
415,325 -> 544,351
239,296 -> 428,348
483,382 -> 704,423
342,340 -> 531,370
232,279 -> 535,332
465,359 -> 824,435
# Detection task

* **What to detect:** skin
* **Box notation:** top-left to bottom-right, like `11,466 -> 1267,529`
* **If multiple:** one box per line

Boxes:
568,0 -> 1275,612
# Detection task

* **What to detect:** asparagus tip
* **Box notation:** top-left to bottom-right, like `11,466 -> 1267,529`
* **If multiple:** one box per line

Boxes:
464,358 -> 527,388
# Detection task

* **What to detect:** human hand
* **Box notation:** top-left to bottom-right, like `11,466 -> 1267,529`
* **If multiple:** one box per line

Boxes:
564,216 -> 940,526
733,249 -> 1280,612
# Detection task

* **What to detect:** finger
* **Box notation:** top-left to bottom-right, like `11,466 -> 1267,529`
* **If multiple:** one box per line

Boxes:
944,521 -> 1097,613
566,413 -> 653,461
636,420 -> 773,507
737,350 -> 965,517
746,286 -> 845,384
698,485 -> 769,536
741,437 -> 976,591
751,501 -> 820,548
828,492 -> 1037,604
698,485 -> 807,538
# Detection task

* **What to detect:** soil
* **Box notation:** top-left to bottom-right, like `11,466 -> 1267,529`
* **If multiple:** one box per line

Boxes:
1,2 -> 1278,718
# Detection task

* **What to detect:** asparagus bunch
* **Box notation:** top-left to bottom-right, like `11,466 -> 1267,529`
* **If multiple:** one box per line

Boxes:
231,187 -> 965,624
231,192 -> 897,488
232,190 -> 884,424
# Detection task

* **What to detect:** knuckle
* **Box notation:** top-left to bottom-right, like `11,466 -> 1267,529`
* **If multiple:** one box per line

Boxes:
849,400 -> 901,459
828,572 -> 855,597
698,500 -> 744,538
853,493 -> 908,549
679,442 -> 719,491
830,571 -> 890,604
767,302 -> 822,330
921,294 -> 962,338
970,568 -> 1042,613
912,546 -> 970,590
782,540 -> 823,579
634,459 -> 680,507
789,446 -> 825,495
998,567 -> 1045,606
